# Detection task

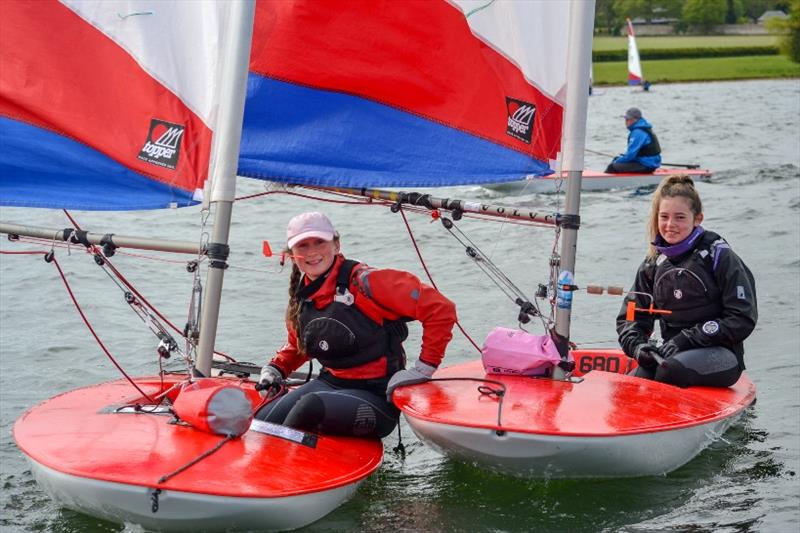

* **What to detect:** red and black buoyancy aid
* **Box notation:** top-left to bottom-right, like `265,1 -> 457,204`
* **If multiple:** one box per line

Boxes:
297,260 -> 408,377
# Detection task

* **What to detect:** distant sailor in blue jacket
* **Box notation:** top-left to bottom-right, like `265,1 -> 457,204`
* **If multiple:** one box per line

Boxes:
605,107 -> 662,174
617,175 -> 757,388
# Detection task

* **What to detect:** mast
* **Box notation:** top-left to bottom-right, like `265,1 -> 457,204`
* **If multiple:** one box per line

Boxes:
195,1 -> 256,376
553,1 -> 595,362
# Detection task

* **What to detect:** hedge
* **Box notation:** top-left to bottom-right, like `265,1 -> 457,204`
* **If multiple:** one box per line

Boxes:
593,46 -> 779,62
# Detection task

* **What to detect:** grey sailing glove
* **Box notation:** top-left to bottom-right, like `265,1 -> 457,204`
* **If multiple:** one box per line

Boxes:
386,359 -> 437,401
256,364 -> 284,398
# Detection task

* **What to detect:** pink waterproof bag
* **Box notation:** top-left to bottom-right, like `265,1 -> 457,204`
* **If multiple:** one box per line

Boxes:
481,327 -> 562,376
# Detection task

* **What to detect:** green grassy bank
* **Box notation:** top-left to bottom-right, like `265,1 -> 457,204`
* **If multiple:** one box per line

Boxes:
592,34 -> 800,85
593,55 -> 800,85
593,35 -> 778,51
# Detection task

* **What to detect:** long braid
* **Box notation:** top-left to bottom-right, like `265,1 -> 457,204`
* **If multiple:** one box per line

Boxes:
286,262 -> 305,352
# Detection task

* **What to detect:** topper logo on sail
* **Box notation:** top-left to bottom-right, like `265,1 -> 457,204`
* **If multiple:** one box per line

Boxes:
506,97 -> 536,144
138,119 -> 184,170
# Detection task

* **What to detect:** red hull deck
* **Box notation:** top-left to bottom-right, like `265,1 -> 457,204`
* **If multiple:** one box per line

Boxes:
14,375 -> 383,497
394,350 -> 755,437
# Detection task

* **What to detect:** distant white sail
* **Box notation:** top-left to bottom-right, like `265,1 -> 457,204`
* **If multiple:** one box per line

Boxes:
626,17 -> 643,85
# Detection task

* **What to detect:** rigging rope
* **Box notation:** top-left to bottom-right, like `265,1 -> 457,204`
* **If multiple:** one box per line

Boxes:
60,211 -> 236,363
156,434 -> 235,486
428,377 -> 507,429
436,215 -> 553,332
396,207 -> 482,354
61,211 -> 191,370
1,217 -> 240,403
151,433 -> 236,513
1,248 -> 157,403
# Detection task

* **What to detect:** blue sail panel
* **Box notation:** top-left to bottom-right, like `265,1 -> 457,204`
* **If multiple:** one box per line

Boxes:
239,76 -> 552,188
0,118 -> 198,211
0,1 -> 225,211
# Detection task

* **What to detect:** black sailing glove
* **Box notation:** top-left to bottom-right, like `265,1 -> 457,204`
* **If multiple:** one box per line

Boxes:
660,332 -> 692,358
659,341 -> 680,358
633,343 -> 661,370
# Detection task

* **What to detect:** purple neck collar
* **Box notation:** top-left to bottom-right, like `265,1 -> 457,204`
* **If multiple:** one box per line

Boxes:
654,226 -> 705,257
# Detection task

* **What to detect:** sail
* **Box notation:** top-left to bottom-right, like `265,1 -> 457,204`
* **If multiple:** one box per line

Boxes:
1,0 -> 571,206
626,17 -> 643,86
0,0 -> 229,210
240,0 -> 571,188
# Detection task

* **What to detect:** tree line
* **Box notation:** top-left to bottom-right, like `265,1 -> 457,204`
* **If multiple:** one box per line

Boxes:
596,0 -> 790,33
596,0 -> 799,62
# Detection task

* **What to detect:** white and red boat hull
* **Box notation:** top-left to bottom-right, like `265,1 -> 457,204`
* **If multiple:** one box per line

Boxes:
26,460 -> 364,532
404,411 -> 741,479
14,375 -> 384,532
394,350 -> 754,479
484,168 -> 712,194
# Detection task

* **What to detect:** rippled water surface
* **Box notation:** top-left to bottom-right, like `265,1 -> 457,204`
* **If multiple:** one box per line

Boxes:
2,80 -> 799,532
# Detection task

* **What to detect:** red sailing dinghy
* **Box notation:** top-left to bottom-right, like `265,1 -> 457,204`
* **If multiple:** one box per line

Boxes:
4,2 -> 386,530
393,4 -> 753,479
393,351 -> 755,478
14,376 -> 383,531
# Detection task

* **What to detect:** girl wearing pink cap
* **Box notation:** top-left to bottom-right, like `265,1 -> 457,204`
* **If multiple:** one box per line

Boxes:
255,212 -> 457,438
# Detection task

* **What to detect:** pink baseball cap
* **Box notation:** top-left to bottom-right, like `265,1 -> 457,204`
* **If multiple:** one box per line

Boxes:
286,212 -> 336,249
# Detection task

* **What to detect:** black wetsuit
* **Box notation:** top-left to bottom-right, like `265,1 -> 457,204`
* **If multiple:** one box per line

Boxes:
617,228 -> 757,387
255,260 -> 409,439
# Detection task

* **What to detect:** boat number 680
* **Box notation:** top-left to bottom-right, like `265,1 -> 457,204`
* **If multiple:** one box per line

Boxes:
578,354 -> 621,374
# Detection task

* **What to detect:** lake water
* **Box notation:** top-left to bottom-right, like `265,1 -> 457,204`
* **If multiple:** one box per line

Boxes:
1,79 -> 799,532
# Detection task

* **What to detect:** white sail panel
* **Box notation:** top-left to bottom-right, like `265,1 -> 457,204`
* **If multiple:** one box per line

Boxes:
626,18 -> 643,84
62,0 -> 228,126
452,0 -> 570,103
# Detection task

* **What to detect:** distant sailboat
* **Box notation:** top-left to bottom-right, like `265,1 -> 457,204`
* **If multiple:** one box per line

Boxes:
626,17 -> 650,91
